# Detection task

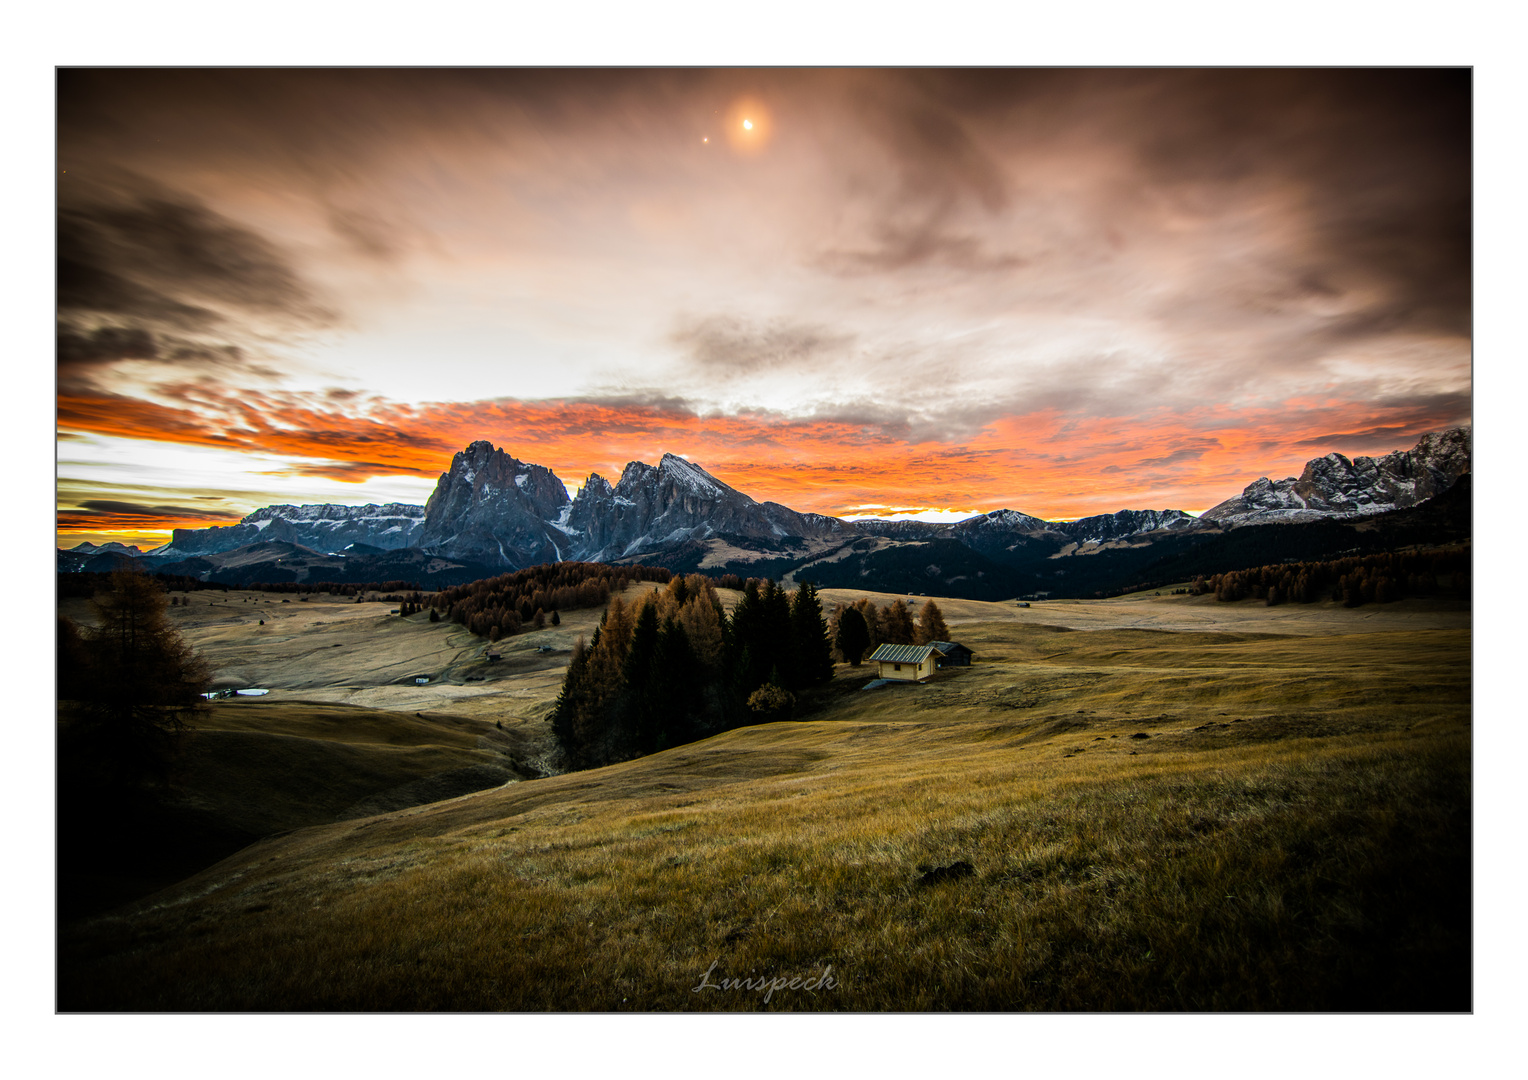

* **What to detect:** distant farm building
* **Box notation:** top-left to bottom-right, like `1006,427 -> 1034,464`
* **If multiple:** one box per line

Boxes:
928,641 -> 974,667
869,643 -> 943,682
414,676 -> 430,685
867,641 -> 974,682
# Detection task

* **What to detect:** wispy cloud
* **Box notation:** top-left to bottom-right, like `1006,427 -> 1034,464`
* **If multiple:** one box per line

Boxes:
56,68 -> 1471,544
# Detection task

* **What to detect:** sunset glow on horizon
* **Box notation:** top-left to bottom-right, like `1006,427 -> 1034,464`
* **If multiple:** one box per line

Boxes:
56,69 -> 1470,550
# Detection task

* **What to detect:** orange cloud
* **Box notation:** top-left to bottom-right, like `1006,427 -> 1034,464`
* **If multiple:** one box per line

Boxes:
57,387 -> 1468,547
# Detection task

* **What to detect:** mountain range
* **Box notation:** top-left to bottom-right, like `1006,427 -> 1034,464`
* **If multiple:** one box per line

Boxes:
59,427 -> 1471,598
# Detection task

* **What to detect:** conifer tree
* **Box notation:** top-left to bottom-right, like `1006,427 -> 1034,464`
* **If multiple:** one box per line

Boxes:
882,598 -> 915,645
835,605 -> 870,666
758,580 -> 792,683
679,588 -> 726,669
729,580 -> 770,693
915,599 -> 950,645
789,581 -> 835,687
69,572 -> 211,785
551,635 -> 590,763
649,616 -> 701,750
852,597 -> 884,651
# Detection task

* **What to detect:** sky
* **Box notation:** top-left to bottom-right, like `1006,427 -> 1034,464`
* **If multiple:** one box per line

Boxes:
55,67 -> 1471,549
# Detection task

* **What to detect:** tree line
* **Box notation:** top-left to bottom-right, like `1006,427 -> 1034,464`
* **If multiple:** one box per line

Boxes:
1182,546 -> 1470,607
242,579 -> 424,595
58,571 -> 438,600
552,575 -> 834,769
58,571 -> 233,599
432,562 -> 672,642
828,597 -> 951,665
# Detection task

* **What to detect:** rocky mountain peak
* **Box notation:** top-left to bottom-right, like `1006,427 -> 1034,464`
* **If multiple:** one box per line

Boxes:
657,453 -> 729,496
1202,426 -> 1470,526
414,441 -> 574,568
614,459 -> 657,492
577,473 -> 613,499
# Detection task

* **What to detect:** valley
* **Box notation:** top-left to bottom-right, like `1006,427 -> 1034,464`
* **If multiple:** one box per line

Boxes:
57,583 -> 1471,1010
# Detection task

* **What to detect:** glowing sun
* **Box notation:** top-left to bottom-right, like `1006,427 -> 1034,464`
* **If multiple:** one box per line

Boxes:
723,99 -> 770,153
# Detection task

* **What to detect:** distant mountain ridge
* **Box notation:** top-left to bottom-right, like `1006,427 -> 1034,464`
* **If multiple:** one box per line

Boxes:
564,452 -> 846,564
152,502 -> 427,558
1202,428 -> 1471,526
60,427 -> 1469,598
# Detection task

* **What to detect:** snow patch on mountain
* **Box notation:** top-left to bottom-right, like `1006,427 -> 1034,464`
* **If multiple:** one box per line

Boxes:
1201,427 -> 1470,527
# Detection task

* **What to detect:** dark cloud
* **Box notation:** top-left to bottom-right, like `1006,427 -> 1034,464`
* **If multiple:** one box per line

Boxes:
561,391 -> 699,413
819,69 -> 1468,340
56,323 -> 280,391
57,325 -> 160,365
1104,69 -> 1470,338
1132,439 -> 1222,470
80,499 -> 241,518
671,315 -> 853,375
56,182 -> 333,387
59,193 -> 328,328
815,221 -> 1026,276
813,74 -> 1033,276
327,206 -> 401,261
845,75 -> 1012,219
1291,404 -> 1473,454
58,501 -> 245,530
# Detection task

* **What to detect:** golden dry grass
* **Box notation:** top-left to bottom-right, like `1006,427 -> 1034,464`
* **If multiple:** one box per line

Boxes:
58,595 -> 1470,1012
167,701 -> 537,836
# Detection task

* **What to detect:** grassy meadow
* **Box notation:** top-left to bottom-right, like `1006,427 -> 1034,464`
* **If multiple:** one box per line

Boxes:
57,587 -> 1470,1010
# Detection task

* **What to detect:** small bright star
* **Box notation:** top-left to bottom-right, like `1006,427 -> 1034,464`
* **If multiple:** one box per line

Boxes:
742,119 -> 753,130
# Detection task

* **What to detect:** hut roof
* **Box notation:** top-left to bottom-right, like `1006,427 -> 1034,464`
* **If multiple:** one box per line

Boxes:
929,641 -> 973,656
869,643 -> 942,664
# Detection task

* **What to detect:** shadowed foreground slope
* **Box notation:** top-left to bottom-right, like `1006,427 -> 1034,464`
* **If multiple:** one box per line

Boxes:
58,701 -> 539,919
59,614 -> 1469,1011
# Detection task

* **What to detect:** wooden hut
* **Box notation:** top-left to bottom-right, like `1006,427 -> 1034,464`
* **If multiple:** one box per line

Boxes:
868,643 -> 943,682
928,641 -> 974,667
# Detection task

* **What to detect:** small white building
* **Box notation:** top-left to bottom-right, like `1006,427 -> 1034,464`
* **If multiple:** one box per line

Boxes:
868,642 -> 945,682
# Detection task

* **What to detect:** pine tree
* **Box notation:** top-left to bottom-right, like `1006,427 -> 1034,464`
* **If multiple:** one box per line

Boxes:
679,588 -> 726,669
649,616 -> 701,751
620,601 -> 663,752
835,605 -> 870,666
789,581 -> 835,688
728,580 -> 769,694
551,635 -> 591,763
852,598 -> 884,651
760,580 -> 794,688
882,599 -> 915,644
915,599 -> 950,645
69,572 -> 211,786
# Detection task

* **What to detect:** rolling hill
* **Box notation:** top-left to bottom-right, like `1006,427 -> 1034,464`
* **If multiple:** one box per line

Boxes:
58,588 -> 1471,1010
